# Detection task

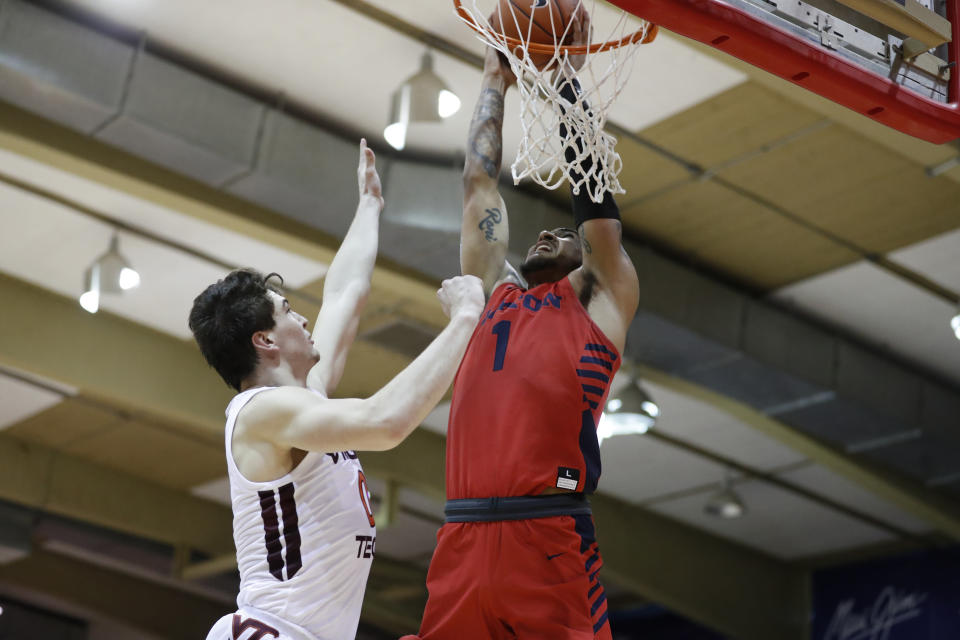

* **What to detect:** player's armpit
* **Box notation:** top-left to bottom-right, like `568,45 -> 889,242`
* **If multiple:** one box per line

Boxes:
578,217 -> 639,320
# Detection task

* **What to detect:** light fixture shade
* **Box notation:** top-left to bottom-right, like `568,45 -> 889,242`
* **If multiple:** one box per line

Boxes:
598,378 -> 659,443
438,89 -> 461,118
384,51 -> 459,150
951,310 -> 960,341
79,234 -> 140,312
704,488 -> 746,519
96,235 -> 139,293
605,379 -> 659,422
384,89 -> 408,150
704,475 -> 747,519
79,263 -> 100,314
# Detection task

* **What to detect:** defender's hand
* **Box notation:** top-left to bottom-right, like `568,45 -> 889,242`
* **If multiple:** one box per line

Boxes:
437,275 -> 485,321
357,138 -> 383,204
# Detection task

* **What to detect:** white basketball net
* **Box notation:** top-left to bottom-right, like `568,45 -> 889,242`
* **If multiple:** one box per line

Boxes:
456,0 -> 654,202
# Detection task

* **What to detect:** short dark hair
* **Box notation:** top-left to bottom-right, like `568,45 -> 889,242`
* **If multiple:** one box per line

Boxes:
188,269 -> 284,391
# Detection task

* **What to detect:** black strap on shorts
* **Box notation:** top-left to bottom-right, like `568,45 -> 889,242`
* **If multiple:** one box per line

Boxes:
444,493 -> 591,523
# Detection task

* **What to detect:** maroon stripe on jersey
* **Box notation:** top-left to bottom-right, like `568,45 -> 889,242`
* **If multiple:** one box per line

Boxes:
278,482 -> 302,580
232,614 -> 280,639
258,489 -> 285,581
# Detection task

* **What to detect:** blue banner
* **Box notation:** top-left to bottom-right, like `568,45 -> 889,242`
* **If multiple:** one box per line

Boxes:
812,548 -> 960,640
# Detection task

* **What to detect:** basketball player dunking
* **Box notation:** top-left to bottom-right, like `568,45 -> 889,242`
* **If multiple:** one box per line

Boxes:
190,141 -> 485,640
404,23 -> 640,640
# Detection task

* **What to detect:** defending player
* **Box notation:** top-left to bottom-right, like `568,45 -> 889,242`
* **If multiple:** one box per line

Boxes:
191,140 -> 485,640
407,19 -> 639,640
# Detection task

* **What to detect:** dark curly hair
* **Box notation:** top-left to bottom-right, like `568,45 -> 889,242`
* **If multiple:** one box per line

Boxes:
188,269 -> 284,391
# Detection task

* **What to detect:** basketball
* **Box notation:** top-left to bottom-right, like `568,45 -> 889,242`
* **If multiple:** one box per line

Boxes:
491,0 -> 581,69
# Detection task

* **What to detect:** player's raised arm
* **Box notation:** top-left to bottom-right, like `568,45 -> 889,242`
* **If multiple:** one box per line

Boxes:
244,275 -> 485,453
307,139 -> 383,396
559,14 -> 639,338
573,194 -> 639,330
462,47 -> 522,295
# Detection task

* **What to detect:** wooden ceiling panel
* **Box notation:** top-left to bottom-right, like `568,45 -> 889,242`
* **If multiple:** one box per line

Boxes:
616,137 -> 694,201
62,420 -> 224,490
623,181 -> 860,289
640,82 -> 825,169
4,399 -> 124,449
716,127 -> 960,256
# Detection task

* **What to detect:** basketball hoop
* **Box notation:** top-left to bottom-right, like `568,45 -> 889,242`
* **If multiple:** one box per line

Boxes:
454,0 -> 657,202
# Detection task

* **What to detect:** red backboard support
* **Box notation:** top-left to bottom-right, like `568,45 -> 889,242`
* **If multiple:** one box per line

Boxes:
610,0 -> 960,144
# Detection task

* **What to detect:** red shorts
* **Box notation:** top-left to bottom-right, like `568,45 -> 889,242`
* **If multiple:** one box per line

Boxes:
403,514 -> 611,640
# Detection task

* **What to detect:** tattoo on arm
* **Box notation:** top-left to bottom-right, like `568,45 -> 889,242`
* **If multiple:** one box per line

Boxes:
468,88 -> 505,179
577,223 -> 592,255
577,221 -> 623,256
478,207 -> 503,242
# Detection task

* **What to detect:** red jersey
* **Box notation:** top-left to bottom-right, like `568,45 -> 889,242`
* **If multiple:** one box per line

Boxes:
446,276 -> 621,499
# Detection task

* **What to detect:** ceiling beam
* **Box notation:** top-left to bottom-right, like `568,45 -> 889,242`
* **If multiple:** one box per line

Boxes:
0,267 -> 441,424
645,428 -> 931,544
0,101 -> 337,265
593,492 -> 809,640
0,99 -> 442,298
0,429 -> 434,637
0,548 -> 229,640
363,430 -> 810,640
637,364 -> 960,540
0,271 -> 231,436
0,432 -> 233,555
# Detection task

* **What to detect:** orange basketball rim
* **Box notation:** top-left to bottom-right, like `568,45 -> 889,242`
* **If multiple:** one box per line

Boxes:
452,0 -> 659,54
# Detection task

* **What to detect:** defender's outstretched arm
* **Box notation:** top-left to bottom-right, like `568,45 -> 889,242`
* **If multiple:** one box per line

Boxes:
242,276 -> 485,453
559,15 -> 639,345
308,139 -> 384,395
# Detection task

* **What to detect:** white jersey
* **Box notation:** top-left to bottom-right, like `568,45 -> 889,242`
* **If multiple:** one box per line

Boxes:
224,387 -> 376,640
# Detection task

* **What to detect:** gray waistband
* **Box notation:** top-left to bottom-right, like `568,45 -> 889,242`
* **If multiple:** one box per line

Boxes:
444,493 -> 591,523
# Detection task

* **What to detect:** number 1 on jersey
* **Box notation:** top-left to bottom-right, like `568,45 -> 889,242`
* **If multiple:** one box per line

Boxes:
491,320 -> 511,371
